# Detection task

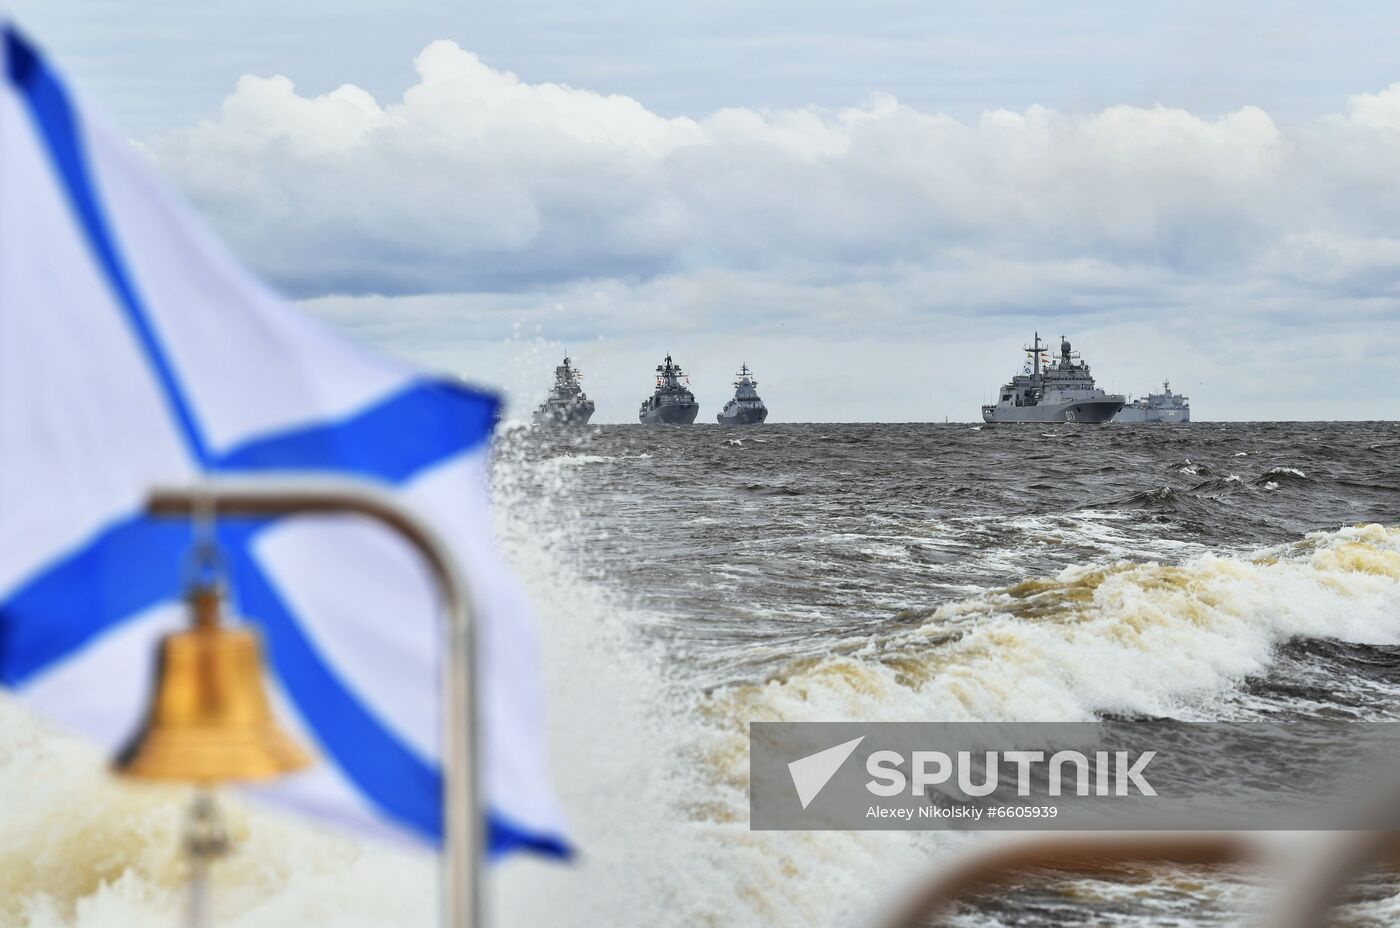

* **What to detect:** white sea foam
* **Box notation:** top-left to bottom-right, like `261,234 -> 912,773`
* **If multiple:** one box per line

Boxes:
705,523 -> 1400,727
0,700 -> 436,927
549,453 -> 613,466
858,543 -> 911,560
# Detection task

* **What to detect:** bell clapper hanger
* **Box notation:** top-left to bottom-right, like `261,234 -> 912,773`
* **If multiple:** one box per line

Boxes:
180,499 -> 233,928
184,789 -> 231,928
113,489 -> 312,928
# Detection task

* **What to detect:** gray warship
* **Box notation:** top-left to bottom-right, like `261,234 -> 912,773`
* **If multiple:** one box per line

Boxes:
532,355 -> 595,425
717,363 -> 768,425
1116,380 -> 1190,424
981,333 -> 1125,423
638,354 -> 699,425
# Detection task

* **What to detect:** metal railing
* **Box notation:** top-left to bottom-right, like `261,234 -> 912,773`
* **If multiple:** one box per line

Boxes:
148,479 -> 481,928
874,827 -> 1400,928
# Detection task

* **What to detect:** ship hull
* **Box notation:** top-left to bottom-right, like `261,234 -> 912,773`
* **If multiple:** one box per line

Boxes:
1114,408 -> 1189,424
982,399 -> 1123,424
639,403 -> 699,425
533,403 -> 595,426
717,405 -> 768,426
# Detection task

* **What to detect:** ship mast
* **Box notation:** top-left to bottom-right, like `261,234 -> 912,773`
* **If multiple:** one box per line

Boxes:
656,354 -> 686,390
1024,332 -> 1045,381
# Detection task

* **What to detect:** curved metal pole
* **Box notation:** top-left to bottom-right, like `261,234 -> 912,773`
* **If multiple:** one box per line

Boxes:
872,832 -> 1260,928
147,478 -> 480,928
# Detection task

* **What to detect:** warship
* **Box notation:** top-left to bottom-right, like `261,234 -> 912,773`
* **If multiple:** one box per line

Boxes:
717,363 -> 768,425
532,355 -> 595,425
1115,380 -> 1190,424
638,354 -> 699,425
981,333 -> 1125,423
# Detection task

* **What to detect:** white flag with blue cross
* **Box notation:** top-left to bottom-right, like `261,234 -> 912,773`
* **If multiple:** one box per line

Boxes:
0,24 -> 569,859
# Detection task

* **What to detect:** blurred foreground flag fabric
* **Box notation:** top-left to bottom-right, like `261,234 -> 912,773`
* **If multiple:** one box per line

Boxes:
0,26 -> 569,858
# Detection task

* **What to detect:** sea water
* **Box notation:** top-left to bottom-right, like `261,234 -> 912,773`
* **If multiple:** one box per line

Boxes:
3,421 -> 1399,926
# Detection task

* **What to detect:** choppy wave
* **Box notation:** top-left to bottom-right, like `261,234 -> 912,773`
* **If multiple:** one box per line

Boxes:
1255,466 -> 1308,485
518,422 -> 1400,927
704,524 -> 1400,729
656,524 -> 1400,926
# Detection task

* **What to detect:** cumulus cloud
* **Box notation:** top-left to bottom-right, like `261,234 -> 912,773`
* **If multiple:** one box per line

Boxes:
149,43 -> 1400,293
143,42 -> 1400,419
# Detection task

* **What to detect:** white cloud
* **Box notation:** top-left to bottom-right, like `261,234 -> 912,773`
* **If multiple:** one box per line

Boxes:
1343,81 -> 1400,131
143,41 -> 1400,420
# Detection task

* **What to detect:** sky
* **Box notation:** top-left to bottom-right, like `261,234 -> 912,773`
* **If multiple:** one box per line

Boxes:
8,1 -> 1400,421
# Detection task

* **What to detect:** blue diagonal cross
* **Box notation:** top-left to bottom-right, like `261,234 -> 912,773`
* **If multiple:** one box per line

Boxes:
0,27 -> 567,858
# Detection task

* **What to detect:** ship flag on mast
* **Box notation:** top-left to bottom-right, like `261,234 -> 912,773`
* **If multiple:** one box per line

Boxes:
0,25 -> 569,858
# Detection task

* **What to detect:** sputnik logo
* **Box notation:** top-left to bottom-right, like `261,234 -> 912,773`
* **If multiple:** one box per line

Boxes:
788,736 -> 865,809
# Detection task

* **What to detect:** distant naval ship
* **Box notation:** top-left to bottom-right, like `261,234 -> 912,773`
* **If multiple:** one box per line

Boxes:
639,354 -> 699,424
982,334 -> 1125,423
533,355 -> 595,425
1116,380 -> 1190,423
717,363 -> 768,425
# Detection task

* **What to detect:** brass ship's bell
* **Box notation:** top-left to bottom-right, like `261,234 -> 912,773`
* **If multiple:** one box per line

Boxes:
114,585 -> 312,783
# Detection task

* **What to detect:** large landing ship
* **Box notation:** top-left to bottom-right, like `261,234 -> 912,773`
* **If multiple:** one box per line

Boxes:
982,334 -> 1125,423
1116,380 -> 1190,423
716,363 -> 768,425
639,354 -> 699,425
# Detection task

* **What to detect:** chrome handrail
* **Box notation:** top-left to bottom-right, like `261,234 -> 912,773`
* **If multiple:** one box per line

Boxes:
873,832 -> 1258,928
873,828 -> 1400,928
148,479 -> 481,928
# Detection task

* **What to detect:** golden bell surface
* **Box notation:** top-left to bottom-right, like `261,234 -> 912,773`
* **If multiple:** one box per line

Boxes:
114,588 -> 312,784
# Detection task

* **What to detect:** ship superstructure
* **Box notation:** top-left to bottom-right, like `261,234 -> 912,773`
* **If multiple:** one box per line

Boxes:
638,354 -> 699,425
532,355 -> 595,425
1115,380 -> 1190,424
717,363 -> 768,425
981,333 -> 1125,423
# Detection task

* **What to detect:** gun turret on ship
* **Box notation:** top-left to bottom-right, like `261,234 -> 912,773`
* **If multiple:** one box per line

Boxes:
533,355 -> 595,425
1115,380 -> 1190,424
717,363 -> 768,425
639,354 -> 699,425
981,333 -> 1125,423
